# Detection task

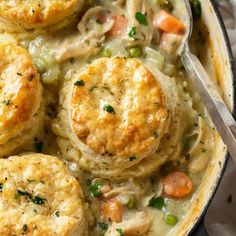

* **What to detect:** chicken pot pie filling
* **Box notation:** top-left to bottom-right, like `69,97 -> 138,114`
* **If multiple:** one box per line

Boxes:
0,0 -> 219,235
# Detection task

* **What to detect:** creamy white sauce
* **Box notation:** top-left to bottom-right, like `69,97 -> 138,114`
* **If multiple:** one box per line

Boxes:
0,0 -> 217,235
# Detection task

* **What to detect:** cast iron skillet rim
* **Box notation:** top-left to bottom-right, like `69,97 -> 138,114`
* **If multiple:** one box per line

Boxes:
188,0 -> 236,235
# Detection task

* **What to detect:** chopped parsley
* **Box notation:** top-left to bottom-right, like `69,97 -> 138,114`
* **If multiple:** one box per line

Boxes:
31,196 -> 46,205
22,224 -> 27,234
90,182 -> 103,197
116,229 -> 124,236
129,156 -> 136,161
201,148 -> 207,153
128,27 -> 137,38
99,222 -> 109,232
96,19 -> 101,24
55,211 -> 60,217
18,189 -> 30,196
148,196 -> 165,210
34,140 -> 44,153
17,72 -> 22,76
74,80 -> 85,86
17,189 -> 47,205
2,99 -> 10,105
103,104 -> 115,114
154,131 -> 160,137
135,12 -> 148,25
0,183 -> 3,192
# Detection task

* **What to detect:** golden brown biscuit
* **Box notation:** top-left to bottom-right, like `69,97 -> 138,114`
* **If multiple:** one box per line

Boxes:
0,0 -> 84,29
0,43 -> 43,157
0,153 -> 87,236
53,57 -> 170,178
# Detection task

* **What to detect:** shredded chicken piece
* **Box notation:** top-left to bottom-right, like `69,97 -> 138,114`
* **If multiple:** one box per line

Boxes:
78,6 -> 105,33
112,0 -> 126,7
53,7 -> 114,61
105,211 -> 154,236
103,186 -> 135,198
160,33 -> 183,55
125,0 -> 153,46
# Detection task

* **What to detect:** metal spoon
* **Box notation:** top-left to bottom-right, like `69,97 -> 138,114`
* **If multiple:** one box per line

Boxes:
180,0 -> 236,161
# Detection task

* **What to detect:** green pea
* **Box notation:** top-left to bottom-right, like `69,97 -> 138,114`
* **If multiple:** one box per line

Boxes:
129,47 -> 142,58
165,214 -> 178,226
103,49 -> 112,58
127,196 -> 137,209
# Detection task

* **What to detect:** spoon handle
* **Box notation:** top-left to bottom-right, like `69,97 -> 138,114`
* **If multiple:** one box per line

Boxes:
182,48 -> 236,161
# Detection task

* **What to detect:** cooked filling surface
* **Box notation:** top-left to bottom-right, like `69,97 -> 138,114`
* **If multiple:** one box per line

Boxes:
0,0 -> 219,235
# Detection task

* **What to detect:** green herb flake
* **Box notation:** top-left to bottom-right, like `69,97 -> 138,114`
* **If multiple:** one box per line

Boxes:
201,148 -> 207,153
99,222 -> 109,232
2,99 -> 10,105
55,211 -> 60,217
17,189 -> 47,205
22,224 -> 27,234
103,104 -> 115,114
18,189 -> 31,197
74,80 -> 85,86
96,19 -> 101,24
34,141 -> 44,153
129,156 -> 136,161
128,27 -> 137,38
17,72 -> 22,76
90,182 -> 103,197
116,229 -> 125,236
31,195 -> 47,205
0,183 -> 3,192
148,196 -> 165,210
135,12 -> 148,25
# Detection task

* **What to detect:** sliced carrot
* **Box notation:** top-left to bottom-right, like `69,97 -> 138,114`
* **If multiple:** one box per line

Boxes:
101,198 -> 123,223
162,171 -> 192,198
108,15 -> 128,37
153,10 -> 185,35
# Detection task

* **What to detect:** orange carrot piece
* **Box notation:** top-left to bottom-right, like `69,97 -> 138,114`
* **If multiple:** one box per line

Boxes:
101,198 -> 123,223
108,15 -> 128,36
153,10 -> 185,35
162,171 -> 193,198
